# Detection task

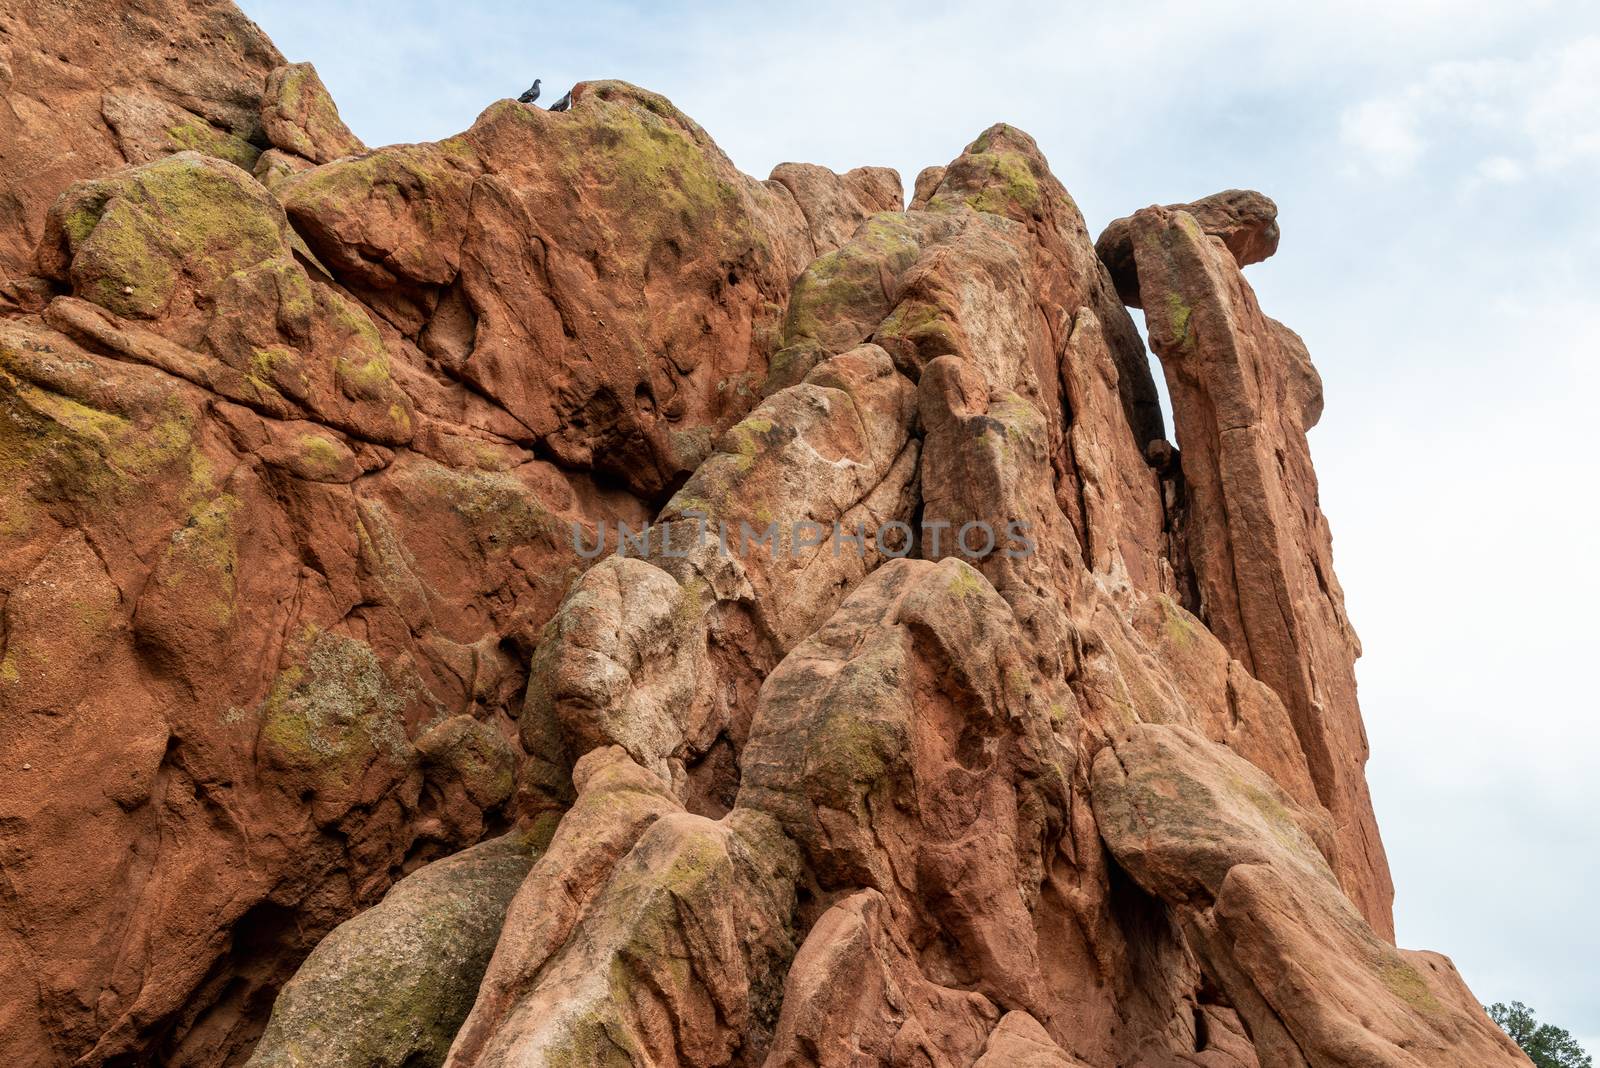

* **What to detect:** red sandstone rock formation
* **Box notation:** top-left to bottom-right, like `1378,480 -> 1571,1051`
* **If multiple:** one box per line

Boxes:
0,0 -> 285,294
0,4 -> 1526,1067
1095,190 -> 1280,308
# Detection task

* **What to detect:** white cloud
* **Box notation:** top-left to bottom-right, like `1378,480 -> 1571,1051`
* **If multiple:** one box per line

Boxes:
1522,35 -> 1600,170
1340,97 -> 1426,176
1474,155 -> 1526,183
1340,35 -> 1600,183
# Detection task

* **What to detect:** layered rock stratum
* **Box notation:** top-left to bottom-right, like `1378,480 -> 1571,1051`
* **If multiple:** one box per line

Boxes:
0,3 -> 1528,1066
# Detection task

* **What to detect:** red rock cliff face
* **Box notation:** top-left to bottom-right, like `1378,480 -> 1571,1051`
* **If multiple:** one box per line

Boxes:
0,5 -> 1526,1068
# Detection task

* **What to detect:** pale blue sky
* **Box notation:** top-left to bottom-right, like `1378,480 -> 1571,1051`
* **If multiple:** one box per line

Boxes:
241,0 -> 1600,1049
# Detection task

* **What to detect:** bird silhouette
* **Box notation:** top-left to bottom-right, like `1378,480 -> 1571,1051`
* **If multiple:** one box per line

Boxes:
548,91 -> 572,112
517,79 -> 541,104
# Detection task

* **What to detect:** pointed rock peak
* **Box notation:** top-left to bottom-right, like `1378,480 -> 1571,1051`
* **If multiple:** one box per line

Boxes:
967,121 -> 1046,158
921,122 -> 1054,221
558,79 -> 721,152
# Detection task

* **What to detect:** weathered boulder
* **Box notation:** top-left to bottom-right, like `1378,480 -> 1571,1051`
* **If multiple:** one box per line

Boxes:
1096,189 -> 1280,307
445,748 -> 800,1068
659,343 -> 921,650
0,0 -> 282,285
517,549 -> 760,816
259,63 -> 365,165
763,889 -> 1002,1068
245,831 -> 543,1068
768,162 -> 904,255
763,211 -> 960,393
740,557 -> 1078,1052
445,747 -> 683,1066
973,1012 -> 1094,1068
1092,723 -> 1528,1068
278,80 -> 894,496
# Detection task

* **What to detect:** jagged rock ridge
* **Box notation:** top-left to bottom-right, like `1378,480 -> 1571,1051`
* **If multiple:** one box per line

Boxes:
0,3 -> 1527,1066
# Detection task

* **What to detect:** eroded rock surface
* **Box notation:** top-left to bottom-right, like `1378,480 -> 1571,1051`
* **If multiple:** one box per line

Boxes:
1095,189 -> 1280,307
1131,203 -> 1391,932
0,37 -> 895,1067
1092,724 -> 1526,1067
0,0 -> 285,286
0,5 -> 1518,1067
246,831 -> 543,1068
275,79 -> 882,496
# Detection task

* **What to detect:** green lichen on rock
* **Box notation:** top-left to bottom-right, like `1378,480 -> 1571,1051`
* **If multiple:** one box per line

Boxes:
777,635 -> 913,809
782,213 -> 923,351
762,338 -> 828,395
720,413 -> 776,464
256,628 -> 417,789
247,832 -> 541,1068
52,152 -> 290,319
557,81 -> 744,245
242,343 -> 299,406
960,151 -> 1042,217
0,344 -> 199,511
329,296 -> 394,399
812,703 -> 901,800
336,351 -> 393,396
276,63 -> 313,114
153,492 -> 242,624
315,284 -> 412,435
499,808 -> 797,1067
165,117 -> 261,170
1159,595 -> 1197,648
55,183 -> 112,248
279,139 -> 479,281
262,62 -> 366,163
284,146 -> 459,210
296,433 -> 346,478
402,458 -> 563,551
71,207 -> 180,318
946,562 -> 988,600
539,1017 -> 640,1068
595,103 -> 735,225
873,298 -> 962,371
417,715 -> 517,809
1165,291 -> 1193,349
923,126 -> 1049,222
1236,776 -> 1314,858
1376,956 -> 1443,1013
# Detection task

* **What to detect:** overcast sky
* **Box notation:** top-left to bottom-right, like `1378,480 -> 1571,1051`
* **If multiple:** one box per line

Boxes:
240,0 -> 1599,1049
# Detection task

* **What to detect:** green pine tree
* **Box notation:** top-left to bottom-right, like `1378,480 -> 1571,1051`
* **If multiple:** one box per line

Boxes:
1487,1002 -> 1593,1068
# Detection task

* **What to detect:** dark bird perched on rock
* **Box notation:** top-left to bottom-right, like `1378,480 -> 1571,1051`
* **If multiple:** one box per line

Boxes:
548,91 -> 571,112
517,79 -> 540,104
